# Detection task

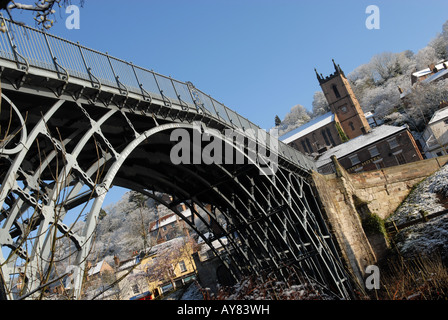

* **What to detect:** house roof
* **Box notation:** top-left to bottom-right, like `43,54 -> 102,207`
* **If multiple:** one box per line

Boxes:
401,60 -> 448,99
117,237 -> 188,271
364,111 -> 374,118
428,106 -> 448,125
422,68 -> 448,84
88,260 -> 105,276
149,208 -> 192,232
280,112 -> 335,144
198,232 -> 228,253
315,125 -> 406,168
413,60 -> 448,79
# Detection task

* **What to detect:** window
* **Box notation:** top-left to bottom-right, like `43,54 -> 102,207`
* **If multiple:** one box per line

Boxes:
326,128 -> 336,145
373,158 -> 385,169
321,130 -> 330,145
167,264 -> 176,277
332,85 -> 341,98
306,138 -> 313,153
349,121 -> 355,131
348,154 -> 360,166
179,260 -> 187,273
132,284 -> 139,294
387,137 -> 399,149
393,150 -> 406,165
368,146 -> 380,157
301,140 -> 309,153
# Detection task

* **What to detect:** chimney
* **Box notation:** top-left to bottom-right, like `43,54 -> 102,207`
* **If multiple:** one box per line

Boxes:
113,255 -> 120,267
429,63 -> 437,73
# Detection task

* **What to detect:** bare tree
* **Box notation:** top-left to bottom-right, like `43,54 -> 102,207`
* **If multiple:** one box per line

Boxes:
0,0 -> 84,29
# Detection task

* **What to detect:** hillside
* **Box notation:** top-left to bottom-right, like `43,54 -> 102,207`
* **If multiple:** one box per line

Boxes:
387,163 -> 448,263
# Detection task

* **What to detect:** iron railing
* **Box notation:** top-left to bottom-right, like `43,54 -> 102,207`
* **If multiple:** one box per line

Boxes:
0,15 -> 316,172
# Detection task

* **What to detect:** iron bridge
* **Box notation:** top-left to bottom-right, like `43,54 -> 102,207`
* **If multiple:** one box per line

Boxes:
0,17 -> 352,300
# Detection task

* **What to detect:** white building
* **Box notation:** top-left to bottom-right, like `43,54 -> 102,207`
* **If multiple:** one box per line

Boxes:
421,106 -> 448,158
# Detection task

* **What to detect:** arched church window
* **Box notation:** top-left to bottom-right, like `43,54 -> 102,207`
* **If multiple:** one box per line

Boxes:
332,84 -> 341,98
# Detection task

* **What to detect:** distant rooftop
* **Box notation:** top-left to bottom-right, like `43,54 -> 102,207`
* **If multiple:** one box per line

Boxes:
149,208 -> 192,232
412,60 -> 448,79
88,260 -> 107,276
280,112 -> 335,144
401,60 -> 448,99
429,106 -> 448,124
315,125 -> 406,168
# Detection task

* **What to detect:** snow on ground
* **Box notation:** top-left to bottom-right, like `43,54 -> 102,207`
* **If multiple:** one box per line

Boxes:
388,163 -> 448,225
394,215 -> 448,261
214,278 -> 335,300
387,163 -> 448,262
162,282 -> 204,300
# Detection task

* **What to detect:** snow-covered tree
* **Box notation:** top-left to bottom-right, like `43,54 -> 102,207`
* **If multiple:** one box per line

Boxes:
404,78 -> 448,130
277,104 -> 311,136
92,191 -> 159,262
414,46 -> 440,70
311,91 -> 330,118
429,34 -> 448,61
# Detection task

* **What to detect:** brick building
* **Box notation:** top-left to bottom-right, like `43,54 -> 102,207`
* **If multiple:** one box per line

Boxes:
316,125 -> 423,175
149,207 -> 192,244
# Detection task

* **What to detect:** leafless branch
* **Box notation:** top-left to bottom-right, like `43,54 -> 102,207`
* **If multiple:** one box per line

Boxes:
0,0 -> 84,29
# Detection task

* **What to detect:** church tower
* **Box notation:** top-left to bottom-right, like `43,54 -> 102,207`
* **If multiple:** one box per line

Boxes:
315,60 -> 371,140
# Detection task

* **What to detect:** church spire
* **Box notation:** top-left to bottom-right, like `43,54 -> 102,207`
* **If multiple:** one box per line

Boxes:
332,59 -> 345,76
315,68 -> 322,83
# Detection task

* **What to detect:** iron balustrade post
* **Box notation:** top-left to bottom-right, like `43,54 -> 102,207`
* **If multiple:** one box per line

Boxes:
201,90 -> 219,120
130,62 -> 152,103
209,98 -> 223,122
186,81 -> 206,115
77,42 -> 98,88
42,32 -> 69,84
152,71 -> 172,107
0,14 -> 28,72
169,77 -> 188,111
106,52 -> 128,96
43,32 -> 60,76
0,15 -> 17,63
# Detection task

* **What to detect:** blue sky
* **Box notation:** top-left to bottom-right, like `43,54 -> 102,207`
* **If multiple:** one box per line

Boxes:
9,0 -> 448,207
32,0 -> 448,132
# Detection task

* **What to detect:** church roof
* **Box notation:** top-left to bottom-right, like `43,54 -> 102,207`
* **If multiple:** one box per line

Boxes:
315,125 -> 406,168
280,112 -> 335,144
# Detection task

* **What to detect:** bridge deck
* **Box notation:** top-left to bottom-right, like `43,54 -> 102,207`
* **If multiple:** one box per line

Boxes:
0,16 -> 315,174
